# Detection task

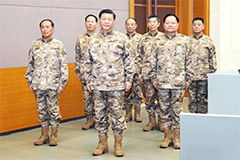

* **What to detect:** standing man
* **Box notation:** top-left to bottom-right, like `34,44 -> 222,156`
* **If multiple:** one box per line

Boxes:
124,17 -> 143,123
137,15 -> 164,132
84,9 -> 134,157
75,14 -> 98,130
188,17 -> 217,114
25,19 -> 68,146
151,14 -> 192,149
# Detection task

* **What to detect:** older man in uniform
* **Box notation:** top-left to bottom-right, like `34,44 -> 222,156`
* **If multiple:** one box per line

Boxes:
25,19 -> 68,146
75,14 -> 98,130
151,14 -> 192,149
84,9 -> 134,157
124,17 -> 143,123
188,17 -> 217,114
137,15 -> 164,132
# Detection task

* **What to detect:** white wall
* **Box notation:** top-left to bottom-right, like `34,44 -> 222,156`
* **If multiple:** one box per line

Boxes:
0,0 -> 129,68
210,0 -> 240,72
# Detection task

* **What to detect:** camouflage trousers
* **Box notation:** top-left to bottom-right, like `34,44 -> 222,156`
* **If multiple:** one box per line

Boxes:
35,90 -> 61,128
124,74 -> 143,109
81,82 -> 94,115
157,89 -> 185,130
143,79 -> 159,116
93,90 -> 126,136
187,80 -> 208,114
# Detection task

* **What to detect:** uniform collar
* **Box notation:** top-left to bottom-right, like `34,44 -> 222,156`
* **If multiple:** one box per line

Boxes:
100,29 -> 114,37
86,31 -> 95,37
193,32 -> 203,39
164,32 -> 177,40
149,31 -> 158,37
41,37 -> 53,43
126,32 -> 136,38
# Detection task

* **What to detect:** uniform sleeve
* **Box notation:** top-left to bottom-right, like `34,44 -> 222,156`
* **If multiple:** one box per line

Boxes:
25,45 -> 34,85
84,42 -> 93,84
149,40 -> 158,82
185,38 -> 194,83
74,38 -> 81,75
124,38 -> 134,82
136,38 -> 143,75
208,39 -> 217,73
59,44 -> 68,88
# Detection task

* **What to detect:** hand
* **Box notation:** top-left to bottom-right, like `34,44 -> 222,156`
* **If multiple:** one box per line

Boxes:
87,84 -> 92,92
125,82 -> 132,92
77,74 -> 82,81
153,81 -> 158,90
138,74 -> 143,82
185,82 -> 190,90
57,86 -> 64,95
29,84 -> 34,93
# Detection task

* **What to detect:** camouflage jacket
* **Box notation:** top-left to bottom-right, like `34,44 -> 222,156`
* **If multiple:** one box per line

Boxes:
84,30 -> 134,91
25,38 -> 68,91
126,32 -> 142,73
75,32 -> 96,79
136,31 -> 164,79
150,33 -> 193,89
189,33 -> 217,80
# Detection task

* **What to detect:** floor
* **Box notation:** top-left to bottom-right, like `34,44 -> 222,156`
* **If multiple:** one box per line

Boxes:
0,98 -> 189,160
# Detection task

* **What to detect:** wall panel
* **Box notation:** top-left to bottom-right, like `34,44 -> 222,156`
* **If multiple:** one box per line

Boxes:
0,0 -> 129,68
0,63 -> 84,134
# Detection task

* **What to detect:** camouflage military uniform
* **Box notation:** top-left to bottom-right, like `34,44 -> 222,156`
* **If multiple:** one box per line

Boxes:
124,32 -> 143,109
84,30 -> 134,136
150,33 -> 192,130
75,32 -> 94,116
137,31 -> 163,116
187,33 -> 217,113
25,38 -> 68,128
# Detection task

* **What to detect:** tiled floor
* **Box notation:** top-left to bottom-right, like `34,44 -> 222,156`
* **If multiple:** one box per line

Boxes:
0,98 -> 189,160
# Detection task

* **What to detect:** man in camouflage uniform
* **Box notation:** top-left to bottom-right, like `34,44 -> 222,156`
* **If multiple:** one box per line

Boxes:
84,9 -> 134,157
137,15 -> 164,132
150,14 -> 192,149
25,19 -> 68,146
124,17 -> 143,123
75,14 -> 98,130
188,17 -> 217,114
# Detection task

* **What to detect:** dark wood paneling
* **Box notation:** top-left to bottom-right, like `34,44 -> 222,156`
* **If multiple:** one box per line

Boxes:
135,0 -> 147,4
135,6 -> 147,34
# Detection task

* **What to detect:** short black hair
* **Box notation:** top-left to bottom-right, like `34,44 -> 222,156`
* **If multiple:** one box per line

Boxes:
85,14 -> 98,22
39,19 -> 54,28
147,15 -> 160,23
163,14 -> 179,23
125,17 -> 137,24
192,17 -> 204,24
99,9 -> 116,20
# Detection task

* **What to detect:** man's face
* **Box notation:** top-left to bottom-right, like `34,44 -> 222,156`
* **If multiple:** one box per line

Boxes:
125,19 -> 137,34
99,13 -> 115,33
40,20 -> 54,40
85,16 -> 98,33
163,16 -> 179,35
147,17 -> 160,33
192,20 -> 204,35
